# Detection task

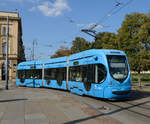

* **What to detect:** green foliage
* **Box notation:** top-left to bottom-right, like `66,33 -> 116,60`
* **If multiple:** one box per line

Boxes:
51,46 -> 71,58
51,12 -> 150,77
93,32 -> 118,49
71,37 -> 91,54
132,74 -> 150,83
117,12 -> 150,73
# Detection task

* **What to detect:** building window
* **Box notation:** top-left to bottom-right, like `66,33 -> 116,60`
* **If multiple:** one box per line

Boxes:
3,27 -> 6,35
2,42 -> 6,55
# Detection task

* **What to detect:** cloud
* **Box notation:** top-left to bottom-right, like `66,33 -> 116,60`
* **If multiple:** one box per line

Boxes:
5,0 -> 71,17
29,6 -> 37,11
36,0 -> 71,17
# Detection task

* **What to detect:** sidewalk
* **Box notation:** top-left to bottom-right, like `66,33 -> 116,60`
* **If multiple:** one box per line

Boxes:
0,84 -> 121,124
0,81 -> 15,89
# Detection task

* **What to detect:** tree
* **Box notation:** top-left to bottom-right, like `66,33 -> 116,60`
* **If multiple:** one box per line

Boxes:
71,37 -> 91,54
92,32 -> 118,49
51,46 -> 71,58
117,12 -> 150,86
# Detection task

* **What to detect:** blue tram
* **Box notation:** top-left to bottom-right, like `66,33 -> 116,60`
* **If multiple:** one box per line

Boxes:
16,49 -> 131,99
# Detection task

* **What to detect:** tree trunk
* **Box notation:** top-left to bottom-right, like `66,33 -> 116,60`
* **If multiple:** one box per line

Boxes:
138,72 -> 142,88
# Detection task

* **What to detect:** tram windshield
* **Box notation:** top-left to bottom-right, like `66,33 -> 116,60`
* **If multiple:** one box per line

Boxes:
107,55 -> 128,82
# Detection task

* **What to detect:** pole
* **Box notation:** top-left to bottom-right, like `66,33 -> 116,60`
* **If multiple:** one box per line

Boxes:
42,63 -> 45,87
66,56 -> 69,90
32,41 -> 34,60
5,16 -> 9,90
32,40 -> 37,60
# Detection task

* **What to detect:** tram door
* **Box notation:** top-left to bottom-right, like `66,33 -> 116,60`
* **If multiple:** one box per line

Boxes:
32,69 -> 36,88
29,65 -> 36,88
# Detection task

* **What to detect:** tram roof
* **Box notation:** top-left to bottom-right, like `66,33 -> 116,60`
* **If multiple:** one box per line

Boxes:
18,49 -> 126,66
69,49 -> 125,60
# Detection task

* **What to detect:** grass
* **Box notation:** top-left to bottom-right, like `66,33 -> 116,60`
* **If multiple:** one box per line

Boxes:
132,86 -> 149,89
131,73 -> 150,83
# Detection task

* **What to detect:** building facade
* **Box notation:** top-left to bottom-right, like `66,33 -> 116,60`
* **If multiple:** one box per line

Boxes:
0,11 -> 25,81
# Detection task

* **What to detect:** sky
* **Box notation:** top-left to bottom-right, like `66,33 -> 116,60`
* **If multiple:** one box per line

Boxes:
0,0 -> 150,60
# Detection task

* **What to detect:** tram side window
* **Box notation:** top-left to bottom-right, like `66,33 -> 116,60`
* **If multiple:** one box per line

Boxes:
81,66 -> 87,82
51,68 -> 57,80
70,66 -> 82,82
44,68 -> 57,80
97,64 -> 107,83
44,69 -> 51,80
69,65 -> 95,82
61,68 -> 66,80
25,69 -> 32,79
44,68 -> 66,80
17,70 -> 25,79
23,69 -> 42,79
69,67 -> 75,81
87,64 -> 95,83
56,68 -> 66,81
33,69 -> 42,79
81,65 -> 95,83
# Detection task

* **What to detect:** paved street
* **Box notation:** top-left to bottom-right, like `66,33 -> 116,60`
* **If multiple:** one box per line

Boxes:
0,82 -> 121,124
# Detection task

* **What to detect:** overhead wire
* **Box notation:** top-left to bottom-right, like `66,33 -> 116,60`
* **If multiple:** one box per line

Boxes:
31,0 -> 134,57
67,0 -> 124,39
89,4 -> 120,30
89,1 -> 121,30
80,0 -> 134,38
110,0 -> 134,15
89,0 -> 134,30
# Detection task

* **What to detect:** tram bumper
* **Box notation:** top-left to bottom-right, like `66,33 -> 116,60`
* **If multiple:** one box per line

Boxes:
104,86 -> 131,99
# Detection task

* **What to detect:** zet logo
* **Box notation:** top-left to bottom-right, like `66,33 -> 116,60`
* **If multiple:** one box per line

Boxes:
121,88 -> 124,91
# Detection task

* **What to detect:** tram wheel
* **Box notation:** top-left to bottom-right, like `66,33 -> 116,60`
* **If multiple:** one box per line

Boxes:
84,81 -> 91,91
57,80 -> 62,86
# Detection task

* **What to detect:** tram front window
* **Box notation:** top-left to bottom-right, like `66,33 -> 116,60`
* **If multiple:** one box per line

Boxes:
107,55 -> 128,82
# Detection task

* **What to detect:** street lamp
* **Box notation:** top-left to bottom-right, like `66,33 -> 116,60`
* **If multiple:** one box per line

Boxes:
5,16 -> 9,90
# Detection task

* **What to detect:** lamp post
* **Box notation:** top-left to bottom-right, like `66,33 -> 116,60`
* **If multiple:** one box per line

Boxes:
5,16 -> 9,90
32,40 -> 37,60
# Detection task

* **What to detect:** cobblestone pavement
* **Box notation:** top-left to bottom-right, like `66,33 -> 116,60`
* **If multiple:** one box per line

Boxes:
0,84 -> 121,124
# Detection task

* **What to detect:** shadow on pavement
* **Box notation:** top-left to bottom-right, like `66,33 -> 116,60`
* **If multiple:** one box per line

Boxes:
127,89 -> 150,101
63,100 -> 150,124
64,89 -> 150,124
102,89 -> 150,102
0,98 -> 28,103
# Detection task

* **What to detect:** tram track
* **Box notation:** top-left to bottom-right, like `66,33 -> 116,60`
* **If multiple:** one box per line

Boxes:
19,86 -> 150,124
55,89 -> 150,124
106,100 -> 150,118
27,86 -> 150,124
125,101 -> 150,110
